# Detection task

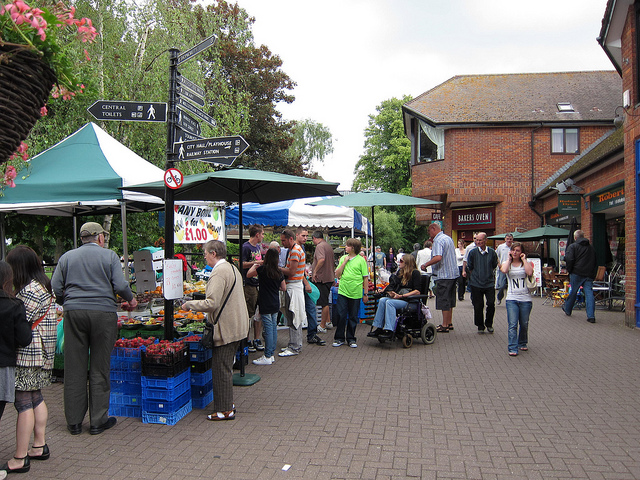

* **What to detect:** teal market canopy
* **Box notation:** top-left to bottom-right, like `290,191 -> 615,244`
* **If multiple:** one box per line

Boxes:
513,225 -> 571,241
0,122 -> 164,216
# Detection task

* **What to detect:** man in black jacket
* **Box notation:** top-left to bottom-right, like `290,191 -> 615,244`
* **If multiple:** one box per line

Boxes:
466,232 -> 499,333
562,230 -> 597,323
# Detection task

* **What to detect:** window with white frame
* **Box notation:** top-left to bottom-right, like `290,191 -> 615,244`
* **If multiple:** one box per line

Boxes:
551,128 -> 579,154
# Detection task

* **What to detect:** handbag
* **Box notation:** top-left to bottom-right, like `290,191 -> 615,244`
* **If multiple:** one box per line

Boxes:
200,265 -> 237,349
421,303 -> 432,319
525,274 -> 537,290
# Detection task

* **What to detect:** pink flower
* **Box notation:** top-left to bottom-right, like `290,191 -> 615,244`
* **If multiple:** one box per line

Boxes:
40,105 -> 48,117
4,165 -> 17,188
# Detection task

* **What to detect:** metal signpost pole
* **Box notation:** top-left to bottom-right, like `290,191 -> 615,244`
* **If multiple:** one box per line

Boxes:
164,48 -> 179,341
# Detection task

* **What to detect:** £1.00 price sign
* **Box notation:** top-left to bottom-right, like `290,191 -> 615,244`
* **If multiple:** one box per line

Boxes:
174,204 -> 225,244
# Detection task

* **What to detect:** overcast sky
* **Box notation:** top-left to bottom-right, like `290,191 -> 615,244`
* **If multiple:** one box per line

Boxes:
233,0 -> 615,189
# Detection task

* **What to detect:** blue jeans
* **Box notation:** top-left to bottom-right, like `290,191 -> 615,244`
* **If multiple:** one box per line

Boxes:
334,294 -> 360,343
260,312 -> 278,358
304,291 -> 318,340
563,274 -> 595,319
505,300 -> 532,353
372,297 -> 408,331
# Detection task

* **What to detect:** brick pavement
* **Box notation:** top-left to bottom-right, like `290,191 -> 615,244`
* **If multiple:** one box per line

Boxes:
1,296 -> 639,479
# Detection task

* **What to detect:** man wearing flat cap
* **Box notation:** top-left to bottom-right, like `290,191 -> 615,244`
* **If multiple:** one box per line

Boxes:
52,222 -> 137,436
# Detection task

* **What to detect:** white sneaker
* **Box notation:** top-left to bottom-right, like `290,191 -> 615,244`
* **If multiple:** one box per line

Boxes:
348,341 -> 358,348
332,340 -> 345,347
252,355 -> 274,365
317,326 -> 327,334
278,348 -> 299,357
326,322 -> 334,329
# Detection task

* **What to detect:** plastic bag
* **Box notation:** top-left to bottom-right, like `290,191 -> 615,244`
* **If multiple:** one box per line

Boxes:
421,303 -> 432,319
55,318 -> 64,355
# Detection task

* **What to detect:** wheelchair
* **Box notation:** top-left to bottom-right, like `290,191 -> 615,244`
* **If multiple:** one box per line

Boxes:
370,294 -> 437,348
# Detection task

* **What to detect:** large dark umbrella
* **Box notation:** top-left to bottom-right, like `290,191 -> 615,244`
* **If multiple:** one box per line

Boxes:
566,217 -> 578,248
513,225 -> 571,268
512,225 -> 571,241
122,167 -> 340,384
308,191 -> 441,287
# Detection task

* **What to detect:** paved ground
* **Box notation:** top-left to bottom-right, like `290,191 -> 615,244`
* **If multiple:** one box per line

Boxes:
0,296 -> 638,480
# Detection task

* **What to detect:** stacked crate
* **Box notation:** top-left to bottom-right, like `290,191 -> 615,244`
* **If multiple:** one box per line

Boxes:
141,341 -> 191,425
183,335 -> 214,409
109,344 -> 144,418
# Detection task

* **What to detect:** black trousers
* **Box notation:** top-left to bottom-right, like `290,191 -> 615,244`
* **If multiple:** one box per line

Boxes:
470,286 -> 495,330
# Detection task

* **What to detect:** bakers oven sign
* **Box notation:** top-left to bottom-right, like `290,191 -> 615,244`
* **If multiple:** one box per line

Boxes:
453,207 -> 495,229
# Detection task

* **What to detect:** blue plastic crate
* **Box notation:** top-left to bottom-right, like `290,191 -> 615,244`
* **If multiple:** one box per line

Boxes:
109,404 -> 142,418
143,389 -> 191,413
111,370 -> 142,384
142,400 -> 192,425
191,390 -> 213,409
110,391 -> 142,406
182,335 -> 204,351
111,380 -> 142,396
190,370 -> 212,386
143,377 -> 190,401
189,348 -> 213,362
234,346 -> 249,362
191,380 -> 213,398
141,368 -> 190,389
111,346 -> 143,371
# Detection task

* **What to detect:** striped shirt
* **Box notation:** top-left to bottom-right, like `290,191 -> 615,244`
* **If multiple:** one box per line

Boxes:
431,231 -> 459,280
286,244 -> 306,283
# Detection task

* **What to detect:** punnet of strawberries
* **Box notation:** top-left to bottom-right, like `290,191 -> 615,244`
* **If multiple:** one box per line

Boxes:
144,340 -> 185,355
114,337 -> 157,348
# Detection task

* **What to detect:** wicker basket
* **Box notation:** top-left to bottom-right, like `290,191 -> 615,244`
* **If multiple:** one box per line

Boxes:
0,44 -> 56,164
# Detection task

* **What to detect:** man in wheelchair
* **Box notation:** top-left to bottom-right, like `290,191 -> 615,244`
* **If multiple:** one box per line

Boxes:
367,255 -> 422,340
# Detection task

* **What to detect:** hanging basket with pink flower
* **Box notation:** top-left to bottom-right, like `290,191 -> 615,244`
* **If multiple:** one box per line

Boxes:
0,1 -> 97,173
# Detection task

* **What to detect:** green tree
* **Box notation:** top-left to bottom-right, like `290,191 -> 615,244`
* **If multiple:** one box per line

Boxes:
353,96 -> 428,247
288,119 -> 334,177
353,96 -> 413,193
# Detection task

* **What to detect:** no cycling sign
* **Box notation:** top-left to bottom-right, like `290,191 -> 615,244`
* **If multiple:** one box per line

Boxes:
164,168 -> 183,190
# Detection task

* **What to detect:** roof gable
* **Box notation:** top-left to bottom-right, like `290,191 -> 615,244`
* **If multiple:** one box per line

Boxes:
405,71 -> 621,125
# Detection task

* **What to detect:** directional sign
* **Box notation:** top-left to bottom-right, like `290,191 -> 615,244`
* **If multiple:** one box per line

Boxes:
177,34 -> 217,65
164,168 -> 183,190
175,126 -> 202,143
173,136 -> 249,165
177,98 -> 216,128
176,109 -> 202,136
87,100 -> 167,122
177,74 -> 205,98
177,86 -> 205,107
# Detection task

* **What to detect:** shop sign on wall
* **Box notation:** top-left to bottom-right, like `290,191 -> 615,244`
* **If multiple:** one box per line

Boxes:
591,185 -> 624,213
558,195 -> 581,216
174,204 -> 225,244
452,207 -> 495,229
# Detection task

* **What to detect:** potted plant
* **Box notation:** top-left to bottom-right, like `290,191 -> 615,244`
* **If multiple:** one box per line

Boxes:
0,0 -> 97,168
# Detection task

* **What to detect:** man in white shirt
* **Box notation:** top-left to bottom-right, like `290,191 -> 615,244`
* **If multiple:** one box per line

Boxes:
415,240 -> 433,296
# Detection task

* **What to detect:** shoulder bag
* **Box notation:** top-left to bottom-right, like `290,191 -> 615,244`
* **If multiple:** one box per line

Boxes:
201,265 -> 237,349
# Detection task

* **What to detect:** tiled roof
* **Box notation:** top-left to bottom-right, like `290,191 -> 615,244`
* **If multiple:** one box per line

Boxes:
535,126 -> 623,196
405,71 -> 621,124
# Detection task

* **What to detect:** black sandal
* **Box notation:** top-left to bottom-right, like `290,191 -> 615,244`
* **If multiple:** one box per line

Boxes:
29,444 -> 50,461
0,455 -> 31,473
436,325 -> 449,333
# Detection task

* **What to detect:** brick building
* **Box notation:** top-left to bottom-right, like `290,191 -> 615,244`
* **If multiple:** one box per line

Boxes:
599,0 -> 639,327
403,72 -> 621,245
